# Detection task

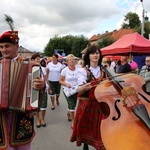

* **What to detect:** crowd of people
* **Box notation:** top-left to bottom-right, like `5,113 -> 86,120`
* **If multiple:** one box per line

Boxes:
60,48 -> 150,150
36,46 -> 150,150
0,16 -> 150,150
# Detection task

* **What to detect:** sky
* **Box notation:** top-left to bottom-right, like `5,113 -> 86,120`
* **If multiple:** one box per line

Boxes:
0,0 -> 150,53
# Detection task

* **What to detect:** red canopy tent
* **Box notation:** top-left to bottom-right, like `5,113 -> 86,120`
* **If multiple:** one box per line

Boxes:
101,32 -> 150,56
104,55 -> 122,60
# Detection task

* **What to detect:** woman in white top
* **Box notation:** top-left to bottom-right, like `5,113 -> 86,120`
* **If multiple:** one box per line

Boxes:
70,45 -> 105,150
46,54 -> 63,110
59,54 -> 78,128
30,54 -> 50,128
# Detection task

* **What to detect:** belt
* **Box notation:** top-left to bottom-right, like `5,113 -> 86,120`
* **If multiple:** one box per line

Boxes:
78,97 -> 90,101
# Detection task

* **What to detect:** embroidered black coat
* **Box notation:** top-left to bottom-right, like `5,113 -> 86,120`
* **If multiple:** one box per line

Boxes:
0,57 -> 35,149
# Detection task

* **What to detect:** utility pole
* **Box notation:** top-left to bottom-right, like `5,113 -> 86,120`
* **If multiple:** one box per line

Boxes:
141,9 -> 145,36
140,0 -> 145,36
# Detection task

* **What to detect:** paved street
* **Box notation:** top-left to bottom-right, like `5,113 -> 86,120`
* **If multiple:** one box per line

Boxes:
31,89 -> 95,150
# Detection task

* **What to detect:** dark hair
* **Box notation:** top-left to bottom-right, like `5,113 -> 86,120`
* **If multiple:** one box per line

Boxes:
83,45 -> 102,67
31,53 -> 40,60
52,53 -> 58,59
40,59 -> 46,67
116,59 -> 121,65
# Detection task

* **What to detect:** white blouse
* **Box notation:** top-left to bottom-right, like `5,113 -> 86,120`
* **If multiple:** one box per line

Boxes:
60,66 -> 79,90
77,66 -> 101,85
46,61 -> 63,81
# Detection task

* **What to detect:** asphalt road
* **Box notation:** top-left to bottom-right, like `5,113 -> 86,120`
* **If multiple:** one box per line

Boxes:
31,89 -> 95,150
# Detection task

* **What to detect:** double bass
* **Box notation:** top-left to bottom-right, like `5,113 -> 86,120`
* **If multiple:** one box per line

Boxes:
94,67 -> 150,150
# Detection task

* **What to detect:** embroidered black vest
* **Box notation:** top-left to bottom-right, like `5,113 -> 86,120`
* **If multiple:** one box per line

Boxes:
0,57 -> 35,149
0,111 -> 35,149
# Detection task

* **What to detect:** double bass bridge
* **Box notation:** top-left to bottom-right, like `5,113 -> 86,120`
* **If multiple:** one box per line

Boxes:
121,86 -> 140,107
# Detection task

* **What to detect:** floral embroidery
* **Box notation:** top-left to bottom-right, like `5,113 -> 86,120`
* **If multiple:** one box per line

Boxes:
17,118 -> 32,139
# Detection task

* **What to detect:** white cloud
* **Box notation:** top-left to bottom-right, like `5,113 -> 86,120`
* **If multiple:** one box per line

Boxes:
0,0 -> 150,53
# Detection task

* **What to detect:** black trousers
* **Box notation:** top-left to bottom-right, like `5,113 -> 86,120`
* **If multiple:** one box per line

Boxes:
83,143 -> 89,150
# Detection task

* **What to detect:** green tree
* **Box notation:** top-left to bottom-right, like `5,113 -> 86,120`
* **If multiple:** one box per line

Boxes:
144,21 -> 150,39
44,35 -> 89,57
98,37 -> 115,49
121,12 -> 141,30
121,12 -> 150,38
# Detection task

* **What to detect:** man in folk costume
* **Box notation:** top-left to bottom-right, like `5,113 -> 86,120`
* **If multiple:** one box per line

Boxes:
0,15 -> 45,150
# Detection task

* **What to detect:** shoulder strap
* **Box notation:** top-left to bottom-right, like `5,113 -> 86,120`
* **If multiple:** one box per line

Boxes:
84,66 -> 96,81
84,66 -> 106,82
86,67 -> 96,80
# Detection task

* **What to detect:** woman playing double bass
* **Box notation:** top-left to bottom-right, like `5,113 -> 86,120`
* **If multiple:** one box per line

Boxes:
70,45 -> 106,150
